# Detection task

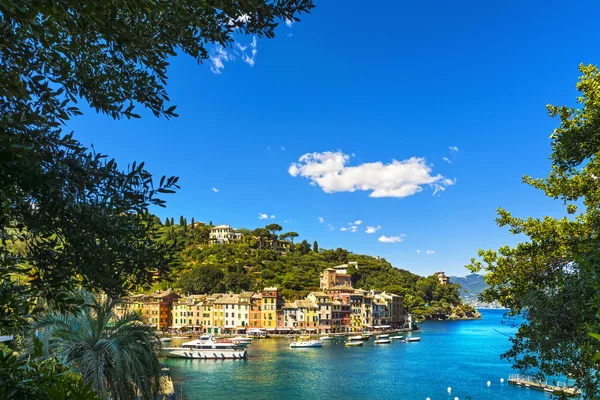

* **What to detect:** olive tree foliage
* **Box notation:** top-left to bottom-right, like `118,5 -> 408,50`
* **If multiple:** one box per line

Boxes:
468,64 -> 600,397
0,0 -> 314,334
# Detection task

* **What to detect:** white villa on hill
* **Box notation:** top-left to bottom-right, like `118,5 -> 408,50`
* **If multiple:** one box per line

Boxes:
209,225 -> 243,244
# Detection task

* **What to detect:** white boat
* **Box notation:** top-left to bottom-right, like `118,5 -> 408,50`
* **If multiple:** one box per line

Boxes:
345,340 -> 363,347
319,336 -> 333,340
391,335 -> 404,340
376,334 -> 389,339
172,336 -> 191,339
164,335 -> 247,359
159,337 -> 172,342
231,336 -> 253,345
348,335 -> 363,341
290,340 -> 323,348
374,339 -> 391,344
407,337 -> 421,342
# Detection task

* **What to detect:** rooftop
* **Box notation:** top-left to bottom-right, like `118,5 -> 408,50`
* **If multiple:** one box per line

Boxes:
211,224 -> 231,230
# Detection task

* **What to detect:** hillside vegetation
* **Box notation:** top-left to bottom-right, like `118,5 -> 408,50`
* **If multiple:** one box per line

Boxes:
150,219 -> 479,320
449,274 -> 488,303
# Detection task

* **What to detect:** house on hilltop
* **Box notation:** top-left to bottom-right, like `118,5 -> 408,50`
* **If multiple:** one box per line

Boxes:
209,224 -> 243,244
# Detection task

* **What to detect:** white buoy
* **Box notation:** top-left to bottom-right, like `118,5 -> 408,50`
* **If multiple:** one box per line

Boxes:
487,381 -> 491,387
454,397 -> 459,400
500,378 -> 505,383
447,387 -> 452,393
426,398 -> 431,400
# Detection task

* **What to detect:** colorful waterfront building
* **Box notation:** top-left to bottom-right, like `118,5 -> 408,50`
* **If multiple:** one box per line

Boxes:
172,294 -> 205,330
295,300 -> 320,332
330,300 -> 352,332
379,292 -> 404,325
307,292 -> 332,333
282,301 -> 298,330
249,293 -> 262,328
350,290 -> 365,331
114,293 -> 146,320
260,287 -> 281,331
116,291 -> 179,331
202,293 -> 224,334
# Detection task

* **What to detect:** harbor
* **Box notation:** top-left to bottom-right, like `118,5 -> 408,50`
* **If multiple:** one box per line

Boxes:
164,309 -> 573,400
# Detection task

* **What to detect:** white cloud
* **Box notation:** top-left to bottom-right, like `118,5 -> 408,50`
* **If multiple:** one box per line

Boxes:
340,227 -> 348,232
285,18 -> 293,27
270,215 -> 276,219
258,213 -> 268,220
350,225 -> 358,232
281,146 -> 286,151
327,224 -> 335,231
449,146 -> 459,152
354,220 -> 362,225
209,46 -> 232,74
284,219 -> 292,223
416,250 -> 421,253
209,36 -> 257,74
378,235 -> 406,243
211,187 -> 219,193
426,250 -> 435,255
289,151 -> 455,198
318,217 -> 324,223
365,225 -> 381,234
442,157 -> 452,164
287,33 -> 293,37
433,178 -> 456,196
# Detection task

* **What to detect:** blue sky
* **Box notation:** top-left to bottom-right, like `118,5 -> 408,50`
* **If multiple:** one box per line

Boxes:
68,1 -> 600,277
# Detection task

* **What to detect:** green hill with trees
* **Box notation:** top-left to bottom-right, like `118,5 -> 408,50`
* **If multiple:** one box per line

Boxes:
150,219 -> 479,321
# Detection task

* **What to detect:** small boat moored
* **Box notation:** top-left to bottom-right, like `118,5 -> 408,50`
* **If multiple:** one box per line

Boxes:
345,340 -> 364,347
376,334 -> 389,339
406,337 -> 421,342
231,336 -> 253,346
374,339 -> 391,344
319,336 -> 333,340
290,340 -> 323,348
391,335 -> 404,340
348,335 -> 363,341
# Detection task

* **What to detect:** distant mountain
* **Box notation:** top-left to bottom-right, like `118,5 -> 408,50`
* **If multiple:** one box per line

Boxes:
449,274 -> 488,303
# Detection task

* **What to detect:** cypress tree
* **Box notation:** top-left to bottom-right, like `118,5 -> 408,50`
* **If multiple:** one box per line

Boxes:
191,217 -> 195,227
179,215 -> 184,226
313,241 -> 319,253
170,217 -> 175,226
165,217 -> 170,227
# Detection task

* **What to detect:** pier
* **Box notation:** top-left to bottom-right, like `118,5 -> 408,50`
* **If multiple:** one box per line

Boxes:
508,374 -> 581,397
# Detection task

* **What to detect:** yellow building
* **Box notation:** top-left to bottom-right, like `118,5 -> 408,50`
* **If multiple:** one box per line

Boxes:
172,295 -> 205,331
203,293 -> 225,334
295,300 -> 320,331
261,287 -> 279,329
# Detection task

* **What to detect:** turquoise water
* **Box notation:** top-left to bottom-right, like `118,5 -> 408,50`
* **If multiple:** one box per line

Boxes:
166,309 -> 554,400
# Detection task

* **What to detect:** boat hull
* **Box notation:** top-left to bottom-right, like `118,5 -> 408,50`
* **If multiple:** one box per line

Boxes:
166,349 -> 247,359
345,342 -> 363,347
290,341 -> 323,348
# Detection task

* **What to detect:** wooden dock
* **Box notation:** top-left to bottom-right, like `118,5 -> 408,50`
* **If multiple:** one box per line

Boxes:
508,374 -> 581,397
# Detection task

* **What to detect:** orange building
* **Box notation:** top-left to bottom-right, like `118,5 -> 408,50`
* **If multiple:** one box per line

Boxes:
249,293 -> 262,328
115,291 -> 179,331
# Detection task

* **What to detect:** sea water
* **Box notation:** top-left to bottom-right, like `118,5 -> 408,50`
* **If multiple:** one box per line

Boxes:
165,309 -> 555,400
